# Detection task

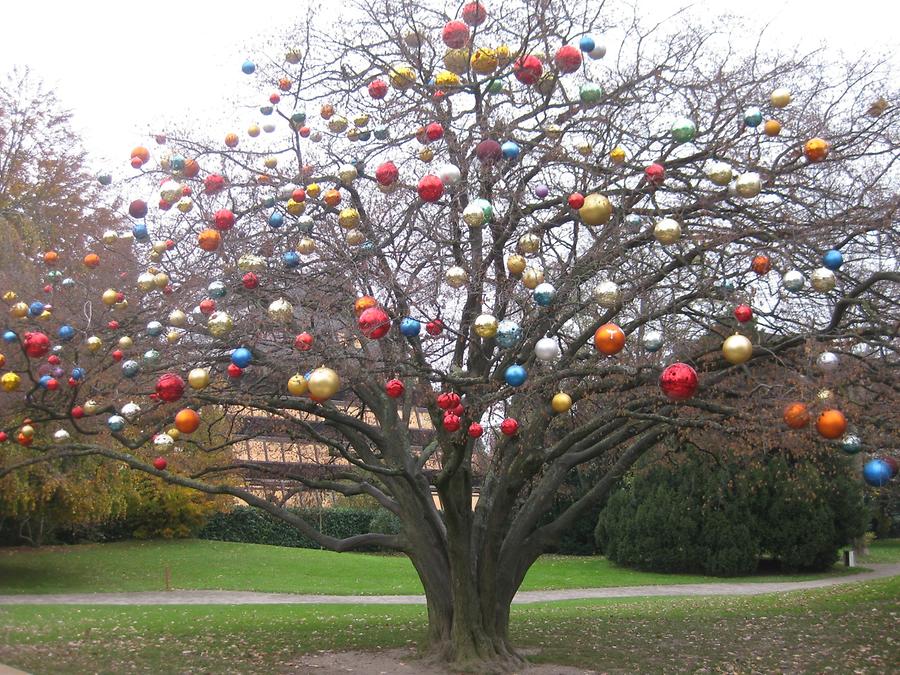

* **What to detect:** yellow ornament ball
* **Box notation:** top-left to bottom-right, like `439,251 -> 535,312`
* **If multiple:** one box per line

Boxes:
154,272 -> 169,289
1,372 -> 22,392
518,233 -> 541,255
188,368 -> 210,390
287,199 -> 306,216
338,208 -> 360,229
118,336 -> 133,349
390,65 -> 417,89
494,45 -> 513,67
770,88 -> 792,108
308,367 -> 341,401
551,392 -> 573,414
86,336 -> 103,352
722,334 -> 753,365
297,237 -> 315,255
306,183 -> 321,199
474,314 -> 499,338
522,267 -> 544,290
471,48 -> 498,75
264,156 -> 278,169
435,70 -> 461,88
287,373 -> 309,396
10,302 -> 28,318
653,218 -> 682,245
609,146 -> 626,164
763,120 -> 782,137
706,162 -> 733,186
248,124 -> 261,137
2,291 -> 17,303
506,254 -> 527,275
579,194 -> 612,226
102,289 -> 119,306
443,49 -> 469,75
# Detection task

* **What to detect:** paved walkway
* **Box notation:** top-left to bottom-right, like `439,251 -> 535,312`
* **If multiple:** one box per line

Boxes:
0,563 -> 896,606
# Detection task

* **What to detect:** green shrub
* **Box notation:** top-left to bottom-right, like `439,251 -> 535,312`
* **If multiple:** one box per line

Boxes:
596,451 -> 866,575
368,509 -> 403,536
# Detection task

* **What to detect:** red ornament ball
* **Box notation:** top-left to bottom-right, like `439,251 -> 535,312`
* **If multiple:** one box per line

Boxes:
204,174 -> 226,194
368,79 -> 388,99
385,379 -> 405,398
23,332 -> 51,358
128,199 -> 148,219
500,418 -> 519,436
375,162 -> 399,186
442,20 -> 470,48
227,364 -> 243,378
468,422 -> 484,438
153,457 -> 168,471
417,175 -> 444,202
108,320 -> 120,330
155,373 -> 185,403
242,272 -> 259,289
659,363 -> 699,401
462,1 -> 487,26
112,350 -> 123,362
294,332 -> 314,350
358,306 -> 391,339
475,139 -> 503,163
567,192 -> 585,209
46,378 -> 59,391
0,431 -> 7,443
451,403 -> 465,417
554,45 -> 582,74
425,319 -> 444,336
71,406 -> 84,419
437,392 -> 461,410
425,123 -> 444,142
291,188 -> 306,202
214,209 -> 235,231
513,55 -> 543,85
734,304 -> 753,323
644,163 -> 665,185
199,299 -> 216,315
443,413 -> 461,432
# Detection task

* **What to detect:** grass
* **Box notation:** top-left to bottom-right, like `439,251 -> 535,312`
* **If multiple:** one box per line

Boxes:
0,576 -> 896,673
0,538 -> 885,596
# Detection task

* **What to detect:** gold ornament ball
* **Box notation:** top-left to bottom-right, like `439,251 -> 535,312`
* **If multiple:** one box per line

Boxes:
722,334 -> 753,365
306,183 -> 321,198
593,281 -> 621,308
770,88 -> 792,108
154,272 -> 169,289
297,237 -> 315,254
353,114 -> 370,128
137,272 -> 156,292
207,311 -> 234,337
287,199 -> 305,216
506,255 -> 526,275
545,124 -> 563,140
308,367 -> 341,400
345,229 -> 366,246
287,374 -> 309,396
152,240 -> 168,254
264,156 -> 278,169
443,49 -> 469,75
522,267 -> 544,290
706,161 -> 733,186
83,399 -> 101,415
10,302 -> 28,318
248,124 -> 261,137
419,147 -> 434,163
328,116 -> 348,133
445,266 -> 469,288
810,267 -> 836,292
188,368 -> 210,390
653,218 -> 682,245
551,392 -> 573,414
102,289 -> 119,305
579,194 -> 613,226
3,291 -> 17,302
118,336 -> 133,349
268,298 -> 294,323
20,425 -> 34,439
338,208 -> 360,229
166,330 -> 182,344
114,299 -> 129,311
338,164 -> 358,183
177,197 -> 193,213
735,172 -> 762,198
1,372 -> 21,392
518,233 -> 541,255
102,229 -> 119,245
575,141 -> 593,157
390,65 -> 416,89
609,146 -> 626,164
474,314 -> 499,338
86,336 -> 103,352
817,388 -> 833,401
168,309 -> 187,327
238,254 -> 266,272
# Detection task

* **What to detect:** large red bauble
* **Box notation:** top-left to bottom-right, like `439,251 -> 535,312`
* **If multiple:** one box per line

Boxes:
155,373 -> 185,403
294,332 -> 314,350
462,1 -> 487,25
751,255 -> 771,275
71,406 -> 84,419
204,174 -> 226,194
659,363 -> 699,401
568,193 -> 585,209
417,175 -> 444,202
734,304 -> 753,323
500,418 -> 519,436
554,45 -> 582,74
468,422 -> 484,438
514,55 -> 543,85
23,332 -> 51,358
358,307 -> 391,339
644,163 -> 665,185
128,200 -> 148,219
368,79 -> 388,99
375,162 -> 399,186
214,209 -> 235,231
199,299 -> 216,315
45,378 -> 59,391
425,319 -> 444,336
441,20 -> 469,48
437,392 -> 461,410
48,355 -> 61,365
425,123 -> 444,142
269,93 -> 281,104
385,379 -> 405,398
0,431 -> 7,443
475,139 -> 503,163
443,413 -> 461,432
242,272 -> 259,289
153,457 -> 168,471
227,364 -> 243,378
451,403 -> 465,417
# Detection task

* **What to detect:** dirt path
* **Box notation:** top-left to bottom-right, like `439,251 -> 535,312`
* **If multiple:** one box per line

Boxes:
0,563 -> 896,605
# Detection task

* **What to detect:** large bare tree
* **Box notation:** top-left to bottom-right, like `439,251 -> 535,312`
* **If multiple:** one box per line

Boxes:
2,0 -> 898,669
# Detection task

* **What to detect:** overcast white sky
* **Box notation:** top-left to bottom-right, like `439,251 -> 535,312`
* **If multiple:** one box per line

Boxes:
1,0 -> 896,171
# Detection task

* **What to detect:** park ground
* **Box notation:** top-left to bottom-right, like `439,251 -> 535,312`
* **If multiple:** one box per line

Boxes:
0,539 -> 897,673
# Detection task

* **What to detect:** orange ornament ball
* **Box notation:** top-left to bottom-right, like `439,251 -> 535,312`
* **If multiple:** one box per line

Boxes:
43,251 -> 59,265
130,146 -> 150,163
593,323 -> 626,355
183,159 -> 200,178
763,120 -> 782,136
354,295 -> 378,316
323,189 -> 341,207
804,137 -> 829,162
816,409 -> 847,439
783,402 -> 810,429
174,409 -> 201,434
224,133 -> 239,148
751,255 -> 771,275
198,229 -> 222,252
83,253 -> 100,268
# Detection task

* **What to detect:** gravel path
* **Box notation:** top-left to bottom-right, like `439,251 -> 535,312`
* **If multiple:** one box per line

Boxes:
1,563 -> 896,606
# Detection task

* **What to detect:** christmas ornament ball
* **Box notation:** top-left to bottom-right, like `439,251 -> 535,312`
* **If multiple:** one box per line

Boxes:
594,323 -> 626,355
307,367 -> 340,401
659,363 -> 698,401
551,392 -> 573,413
816,409 -> 847,439
863,459 -> 892,487
722,334 -> 753,365
783,402 -> 810,429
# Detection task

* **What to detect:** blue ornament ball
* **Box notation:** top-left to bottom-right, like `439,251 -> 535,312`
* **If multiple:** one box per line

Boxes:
863,459 -> 892,487
268,211 -> 285,228
132,222 -> 149,240
501,141 -> 520,160
39,375 -> 53,389
400,318 -> 422,337
146,321 -> 164,337
504,365 -> 527,387
743,107 -> 763,127
71,367 -> 86,381
231,347 -> 253,368
823,249 -> 844,270
496,320 -> 523,349
107,415 -> 126,432
29,301 -> 45,316
533,282 -> 556,306
208,281 -> 227,298
241,60 -> 256,75
58,325 -> 75,341
840,434 -> 862,454
2,331 -> 17,343
283,251 -> 300,268
579,36 -> 596,52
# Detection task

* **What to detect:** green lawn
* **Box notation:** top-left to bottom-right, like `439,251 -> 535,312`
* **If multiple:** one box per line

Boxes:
0,538 -> 880,595
0,576 -> 896,673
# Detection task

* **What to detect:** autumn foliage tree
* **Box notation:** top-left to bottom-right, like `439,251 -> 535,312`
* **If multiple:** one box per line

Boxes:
1,0 -> 899,670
